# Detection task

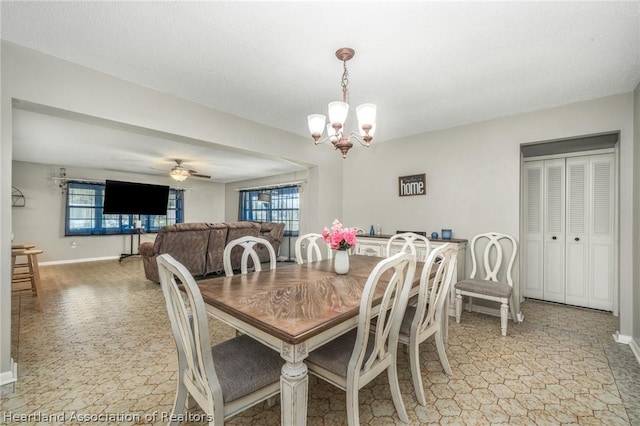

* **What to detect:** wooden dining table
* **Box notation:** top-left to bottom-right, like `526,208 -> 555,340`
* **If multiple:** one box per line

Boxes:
196,254 -> 425,426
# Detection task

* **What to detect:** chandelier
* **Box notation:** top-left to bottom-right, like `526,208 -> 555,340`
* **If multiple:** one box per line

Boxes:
307,48 -> 377,159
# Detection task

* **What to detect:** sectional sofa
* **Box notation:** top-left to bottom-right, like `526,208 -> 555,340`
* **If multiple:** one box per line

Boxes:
139,221 -> 285,283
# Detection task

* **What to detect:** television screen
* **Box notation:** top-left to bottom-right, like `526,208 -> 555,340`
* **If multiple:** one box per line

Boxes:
103,180 -> 170,215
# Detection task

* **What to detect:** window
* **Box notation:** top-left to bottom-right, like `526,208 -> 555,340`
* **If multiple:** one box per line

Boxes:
65,181 -> 183,236
239,185 -> 299,237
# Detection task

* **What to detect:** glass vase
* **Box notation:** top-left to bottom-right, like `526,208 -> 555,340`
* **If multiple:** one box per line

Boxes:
334,250 -> 349,274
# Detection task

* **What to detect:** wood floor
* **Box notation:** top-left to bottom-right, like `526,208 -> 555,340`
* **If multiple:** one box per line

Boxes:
2,257 -> 639,425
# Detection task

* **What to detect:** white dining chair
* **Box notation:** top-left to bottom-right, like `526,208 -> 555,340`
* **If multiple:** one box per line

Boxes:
223,236 -> 277,276
386,232 -> 431,262
294,232 -> 333,264
305,252 -> 417,426
157,254 -> 283,425
397,243 -> 458,405
455,232 -> 519,336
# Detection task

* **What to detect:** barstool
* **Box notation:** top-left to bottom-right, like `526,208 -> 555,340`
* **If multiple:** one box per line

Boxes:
11,248 -> 44,311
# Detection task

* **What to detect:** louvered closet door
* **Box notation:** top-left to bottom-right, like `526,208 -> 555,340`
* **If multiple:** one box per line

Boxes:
588,153 -> 614,310
542,159 -> 566,303
523,161 -> 544,299
565,157 -> 589,306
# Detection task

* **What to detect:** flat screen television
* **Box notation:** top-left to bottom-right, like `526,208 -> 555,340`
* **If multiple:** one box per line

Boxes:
103,180 -> 170,215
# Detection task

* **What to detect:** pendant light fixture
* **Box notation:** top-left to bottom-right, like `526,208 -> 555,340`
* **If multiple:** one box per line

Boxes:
307,48 -> 377,159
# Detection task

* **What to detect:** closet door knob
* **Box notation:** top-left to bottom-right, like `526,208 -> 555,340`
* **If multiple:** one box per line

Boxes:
575,237 -> 580,241
552,236 -> 557,240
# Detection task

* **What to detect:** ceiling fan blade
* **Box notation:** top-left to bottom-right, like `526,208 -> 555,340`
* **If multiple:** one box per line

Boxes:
190,174 -> 211,179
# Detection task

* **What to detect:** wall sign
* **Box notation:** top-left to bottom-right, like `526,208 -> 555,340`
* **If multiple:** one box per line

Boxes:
398,173 -> 426,197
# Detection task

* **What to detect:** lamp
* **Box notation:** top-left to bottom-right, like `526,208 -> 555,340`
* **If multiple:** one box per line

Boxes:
169,166 -> 189,182
307,48 -> 377,159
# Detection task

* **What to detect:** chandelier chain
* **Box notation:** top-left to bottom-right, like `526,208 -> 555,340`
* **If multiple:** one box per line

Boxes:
341,60 -> 349,103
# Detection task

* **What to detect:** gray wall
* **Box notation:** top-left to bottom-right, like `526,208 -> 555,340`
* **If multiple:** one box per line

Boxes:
342,92 -> 635,342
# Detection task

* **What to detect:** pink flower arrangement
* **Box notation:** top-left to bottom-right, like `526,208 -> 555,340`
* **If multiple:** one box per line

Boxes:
322,219 -> 358,251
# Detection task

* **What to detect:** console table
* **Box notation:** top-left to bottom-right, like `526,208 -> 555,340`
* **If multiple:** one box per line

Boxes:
354,234 -> 467,316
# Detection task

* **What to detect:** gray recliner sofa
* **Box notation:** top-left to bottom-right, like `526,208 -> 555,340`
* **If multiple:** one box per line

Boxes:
139,221 -> 285,283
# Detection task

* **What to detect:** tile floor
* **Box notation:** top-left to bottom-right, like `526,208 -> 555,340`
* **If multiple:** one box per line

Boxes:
1,258 -> 639,425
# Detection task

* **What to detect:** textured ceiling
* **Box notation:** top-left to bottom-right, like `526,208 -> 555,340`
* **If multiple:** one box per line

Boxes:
3,1 -> 640,181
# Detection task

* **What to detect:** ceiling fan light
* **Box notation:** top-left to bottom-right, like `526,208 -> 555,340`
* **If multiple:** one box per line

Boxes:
169,168 -> 189,182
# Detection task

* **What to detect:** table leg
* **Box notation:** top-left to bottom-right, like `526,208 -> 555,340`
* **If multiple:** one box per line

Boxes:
280,343 -> 308,426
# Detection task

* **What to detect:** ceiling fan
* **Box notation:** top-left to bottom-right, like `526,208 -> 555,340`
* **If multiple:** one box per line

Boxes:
168,159 -> 211,182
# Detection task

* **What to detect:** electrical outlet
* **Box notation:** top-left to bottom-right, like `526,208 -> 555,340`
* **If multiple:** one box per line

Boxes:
70,241 -> 77,249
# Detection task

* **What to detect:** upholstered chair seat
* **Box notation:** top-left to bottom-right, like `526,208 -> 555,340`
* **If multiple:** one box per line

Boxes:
212,334 -> 282,403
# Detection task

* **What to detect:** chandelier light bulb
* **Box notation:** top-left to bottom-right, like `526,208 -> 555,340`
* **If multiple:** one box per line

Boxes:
328,101 -> 349,127
356,103 -> 377,128
307,114 -> 327,141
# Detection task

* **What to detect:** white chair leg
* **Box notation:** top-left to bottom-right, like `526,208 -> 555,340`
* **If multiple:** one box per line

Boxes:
500,302 -> 508,336
346,386 -> 360,426
170,381 -> 188,426
408,341 -> 426,406
467,296 -> 473,313
455,293 -> 462,323
435,329 -> 453,376
266,395 -> 278,407
387,356 -> 409,423
442,303 -> 449,343
509,295 -> 519,324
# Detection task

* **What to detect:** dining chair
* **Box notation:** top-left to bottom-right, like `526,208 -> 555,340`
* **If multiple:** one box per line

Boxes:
454,232 -> 519,336
397,243 -> 458,405
157,254 -> 283,425
305,252 -> 417,426
294,232 -> 333,264
223,236 -> 277,276
386,232 -> 431,262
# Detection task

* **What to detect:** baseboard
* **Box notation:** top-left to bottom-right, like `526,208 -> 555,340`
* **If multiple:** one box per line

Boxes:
0,358 -> 18,386
613,331 -> 633,344
41,256 -> 120,266
630,339 -> 640,365
613,332 -> 640,367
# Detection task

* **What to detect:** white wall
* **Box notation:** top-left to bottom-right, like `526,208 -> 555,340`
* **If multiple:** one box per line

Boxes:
343,92 -> 635,338
11,161 -> 225,263
633,82 -> 640,351
0,41 -> 343,383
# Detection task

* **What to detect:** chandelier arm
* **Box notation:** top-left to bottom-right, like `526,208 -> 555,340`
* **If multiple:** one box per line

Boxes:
313,133 -> 336,146
347,131 -> 372,147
